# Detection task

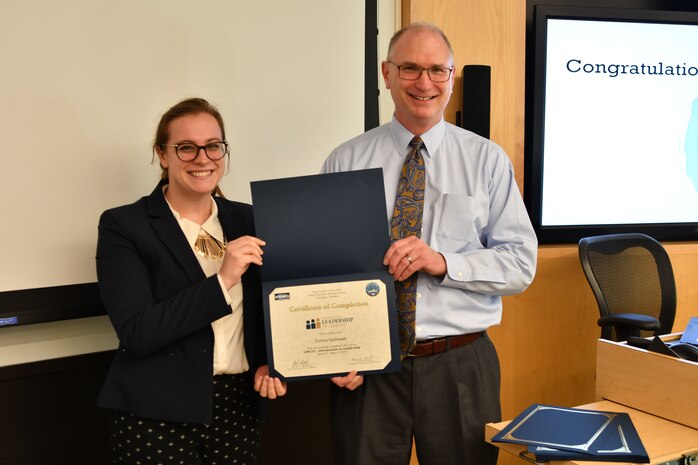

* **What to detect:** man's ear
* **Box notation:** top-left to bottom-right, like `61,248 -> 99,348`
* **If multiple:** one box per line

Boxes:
381,61 -> 391,89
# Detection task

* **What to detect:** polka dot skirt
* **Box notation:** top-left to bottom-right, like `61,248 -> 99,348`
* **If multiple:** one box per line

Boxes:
109,374 -> 261,465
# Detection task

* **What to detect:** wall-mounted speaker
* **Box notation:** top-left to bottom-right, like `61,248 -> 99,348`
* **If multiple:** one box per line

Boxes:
458,64 -> 491,139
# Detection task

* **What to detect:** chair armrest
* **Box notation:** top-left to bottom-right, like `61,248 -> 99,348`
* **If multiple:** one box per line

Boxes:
598,313 -> 661,331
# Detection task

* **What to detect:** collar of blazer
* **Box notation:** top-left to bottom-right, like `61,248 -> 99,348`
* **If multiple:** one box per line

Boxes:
144,180 -> 248,284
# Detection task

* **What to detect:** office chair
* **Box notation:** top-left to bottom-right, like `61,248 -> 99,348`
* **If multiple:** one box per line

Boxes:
578,233 -> 676,342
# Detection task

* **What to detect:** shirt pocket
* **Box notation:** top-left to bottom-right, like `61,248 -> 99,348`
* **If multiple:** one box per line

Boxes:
434,194 -> 486,249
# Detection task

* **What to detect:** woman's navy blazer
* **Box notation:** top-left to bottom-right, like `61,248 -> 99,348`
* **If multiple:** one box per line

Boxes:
95,181 -> 264,423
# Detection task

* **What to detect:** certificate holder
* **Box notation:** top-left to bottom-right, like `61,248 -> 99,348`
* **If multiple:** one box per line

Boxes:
492,404 -> 649,462
251,169 -> 401,381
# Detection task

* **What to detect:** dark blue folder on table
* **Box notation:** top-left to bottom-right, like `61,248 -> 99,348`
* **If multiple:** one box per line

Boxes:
250,169 -> 401,381
527,411 -> 649,462
492,404 -> 649,463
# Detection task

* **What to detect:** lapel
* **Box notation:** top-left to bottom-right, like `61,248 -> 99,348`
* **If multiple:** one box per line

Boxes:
215,196 -> 257,314
215,196 -> 260,344
146,181 -> 205,284
214,197 -> 248,241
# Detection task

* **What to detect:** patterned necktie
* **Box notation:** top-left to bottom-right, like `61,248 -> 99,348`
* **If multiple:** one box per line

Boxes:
390,136 -> 425,355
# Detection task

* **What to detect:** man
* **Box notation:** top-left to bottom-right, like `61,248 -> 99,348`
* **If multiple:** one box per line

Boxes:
321,22 -> 538,465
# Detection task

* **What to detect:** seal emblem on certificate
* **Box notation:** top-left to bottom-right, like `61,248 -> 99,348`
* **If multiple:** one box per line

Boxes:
251,169 -> 400,380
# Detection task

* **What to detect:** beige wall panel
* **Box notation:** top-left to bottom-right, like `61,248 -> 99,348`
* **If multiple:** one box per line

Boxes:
404,0 -> 526,189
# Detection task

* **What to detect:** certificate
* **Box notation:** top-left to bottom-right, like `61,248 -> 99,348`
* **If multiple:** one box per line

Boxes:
251,169 -> 401,380
268,279 -> 393,378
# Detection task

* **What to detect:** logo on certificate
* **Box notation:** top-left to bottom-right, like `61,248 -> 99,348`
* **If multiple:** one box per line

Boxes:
365,282 -> 380,297
307,316 -> 354,330
274,292 -> 290,300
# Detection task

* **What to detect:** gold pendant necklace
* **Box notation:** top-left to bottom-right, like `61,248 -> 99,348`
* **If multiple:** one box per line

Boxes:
194,229 -> 227,261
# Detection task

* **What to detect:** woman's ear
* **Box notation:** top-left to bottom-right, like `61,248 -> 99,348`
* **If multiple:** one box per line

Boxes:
155,146 -> 169,169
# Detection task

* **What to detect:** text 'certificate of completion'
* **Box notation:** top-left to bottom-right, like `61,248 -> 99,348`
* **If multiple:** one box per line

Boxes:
251,169 -> 400,381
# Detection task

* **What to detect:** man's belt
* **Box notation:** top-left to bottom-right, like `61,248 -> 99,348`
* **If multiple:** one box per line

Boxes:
407,332 -> 485,357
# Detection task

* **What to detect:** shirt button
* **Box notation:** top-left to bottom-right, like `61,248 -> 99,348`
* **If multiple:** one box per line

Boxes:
457,271 -> 463,278
416,292 -> 422,299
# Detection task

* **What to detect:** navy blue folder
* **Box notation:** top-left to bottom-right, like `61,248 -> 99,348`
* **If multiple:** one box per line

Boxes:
250,169 -> 401,381
527,411 -> 649,462
492,404 -> 649,462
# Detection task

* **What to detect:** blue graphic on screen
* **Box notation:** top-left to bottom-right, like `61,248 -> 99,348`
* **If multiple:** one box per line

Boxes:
687,97 -> 698,191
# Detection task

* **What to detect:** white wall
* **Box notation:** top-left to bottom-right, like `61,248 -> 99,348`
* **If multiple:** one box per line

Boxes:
0,0 -> 369,291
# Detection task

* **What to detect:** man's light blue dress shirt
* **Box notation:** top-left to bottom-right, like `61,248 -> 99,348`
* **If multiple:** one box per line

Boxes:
321,117 -> 538,339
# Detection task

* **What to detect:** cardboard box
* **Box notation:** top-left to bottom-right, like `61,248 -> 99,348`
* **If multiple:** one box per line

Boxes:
596,334 -> 698,429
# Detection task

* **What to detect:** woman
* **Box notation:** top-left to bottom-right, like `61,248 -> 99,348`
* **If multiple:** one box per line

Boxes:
96,97 -> 286,464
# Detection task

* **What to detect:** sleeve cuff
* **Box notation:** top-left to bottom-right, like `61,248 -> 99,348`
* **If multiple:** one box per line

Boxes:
216,274 -> 234,306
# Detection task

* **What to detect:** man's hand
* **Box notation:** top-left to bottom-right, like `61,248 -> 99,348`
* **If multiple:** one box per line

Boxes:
330,370 -> 364,390
383,236 -> 446,281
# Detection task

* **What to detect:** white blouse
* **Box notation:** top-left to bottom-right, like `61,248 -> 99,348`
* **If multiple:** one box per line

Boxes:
167,196 -> 249,375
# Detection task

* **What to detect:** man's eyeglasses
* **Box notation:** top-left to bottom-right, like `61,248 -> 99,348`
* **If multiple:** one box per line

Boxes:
387,61 -> 454,82
161,141 -> 229,161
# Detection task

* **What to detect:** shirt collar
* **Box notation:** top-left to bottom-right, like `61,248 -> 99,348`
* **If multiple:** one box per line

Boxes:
200,199 -> 222,238
388,116 -> 445,158
165,194 -> 225,247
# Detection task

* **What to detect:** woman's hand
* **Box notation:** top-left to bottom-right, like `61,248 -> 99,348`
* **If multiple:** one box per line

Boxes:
254,365 -> 288,399
219,236 -> 265,289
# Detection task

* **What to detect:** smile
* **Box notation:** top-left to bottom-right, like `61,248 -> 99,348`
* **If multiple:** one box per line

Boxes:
411,94 -> 435,101
189,170 -> 213,177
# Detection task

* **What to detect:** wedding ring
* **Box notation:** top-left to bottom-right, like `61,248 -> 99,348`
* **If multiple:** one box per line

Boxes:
406,255 -> 413,264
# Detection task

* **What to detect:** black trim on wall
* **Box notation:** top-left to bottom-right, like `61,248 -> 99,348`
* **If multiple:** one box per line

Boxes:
0,283 -> 104,329
0,350 -> 333,465
0,350 -> 114,464
365,0 -> 379,131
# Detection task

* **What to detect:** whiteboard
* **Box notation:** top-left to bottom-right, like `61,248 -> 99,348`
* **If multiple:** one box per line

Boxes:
0,0 -> 367,292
